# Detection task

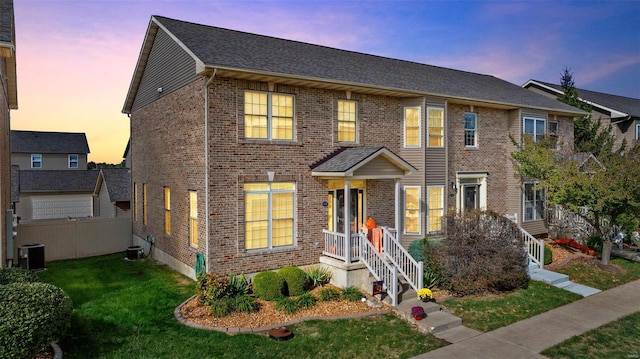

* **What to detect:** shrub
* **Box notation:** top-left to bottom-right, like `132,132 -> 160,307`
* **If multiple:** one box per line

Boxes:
436,210 -> 529,296
196,272 -> 230,305
423,265 -> 444,289
227,273 -> 251,297
295,292 -> 316,309
275,297 -> 300,314
305,266 -> 333,288
0,282 -> 73,359
318,287 -> 341,301
544,244 -> 553,265
0,267 -> 41,285
252,271 -> 285,301
208,298 -> 232,317
341,286 -> 364,302
278,266 -> 308,296
232,295 -> 259,314
408,239 -> 425,262
586,234 -> 603,253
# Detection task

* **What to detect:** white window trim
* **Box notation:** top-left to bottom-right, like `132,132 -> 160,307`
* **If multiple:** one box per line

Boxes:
426,185 -> 445,233
523,117 -> 547,143
244,90 -> 296,141
31,154 -> 42,168
404,106 -> 421,148
68,154 -> 79,168
464,112 -> 478,148
523,182 -> 545,222
427,106 -> 445,148
244,182 -> 297,250
455,172 -> 488,212
636,123 -> 640,140
337,99 -> 358,144
403,185 -> 421,235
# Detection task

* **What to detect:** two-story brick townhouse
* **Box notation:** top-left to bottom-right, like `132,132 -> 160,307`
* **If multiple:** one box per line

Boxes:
0,0 -> 17,268
11,130 -> 97,221
524,80 -> 640,149
122,16 -> 584,280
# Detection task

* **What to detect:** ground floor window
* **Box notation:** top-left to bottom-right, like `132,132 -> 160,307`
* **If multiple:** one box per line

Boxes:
245,182 -> 295,250
427,186 -> 444,233
524,183 -> 545,221
404,186 -> 421,234
189,190 -> 198,247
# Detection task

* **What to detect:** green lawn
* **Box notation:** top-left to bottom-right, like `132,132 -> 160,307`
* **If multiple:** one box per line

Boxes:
553,257 -> 640,290
38,253 -> 444,359
542,311 -> 640,359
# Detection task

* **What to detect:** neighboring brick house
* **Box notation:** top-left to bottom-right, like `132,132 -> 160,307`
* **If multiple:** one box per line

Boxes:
523,80 -> 640,148
122,16 -> 584,279
11,130 -> 96,221
93,168 -> 131,218
0,0 -> 17,268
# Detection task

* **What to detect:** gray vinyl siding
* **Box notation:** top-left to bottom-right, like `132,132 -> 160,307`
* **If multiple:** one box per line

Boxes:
425,98 -> 447,186
131,28 -> 200,112
521,109 -> 548,122
506,109 -> 522,220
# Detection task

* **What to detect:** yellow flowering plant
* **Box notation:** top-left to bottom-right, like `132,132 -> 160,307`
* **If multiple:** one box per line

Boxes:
417,288 -> 433,301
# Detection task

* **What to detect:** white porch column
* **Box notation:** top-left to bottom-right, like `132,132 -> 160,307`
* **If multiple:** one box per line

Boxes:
344,180 -> 352,264
395,179 -> 402,244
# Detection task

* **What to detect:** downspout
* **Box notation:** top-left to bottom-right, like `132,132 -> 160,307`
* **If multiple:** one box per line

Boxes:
204,69 -> 216,273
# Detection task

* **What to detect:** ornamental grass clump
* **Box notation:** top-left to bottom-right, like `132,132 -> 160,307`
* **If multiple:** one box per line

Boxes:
305,265 -> 333,288
341,286 -> 365,302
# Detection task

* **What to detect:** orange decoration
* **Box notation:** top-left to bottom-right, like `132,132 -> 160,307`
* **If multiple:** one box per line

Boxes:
554,238 -> 596,256
365,218 -> 377,230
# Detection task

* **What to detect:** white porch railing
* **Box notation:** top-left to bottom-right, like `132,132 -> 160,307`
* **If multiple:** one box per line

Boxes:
505,214 -> 544,269
322,229 -> 361,262
358,231 -> 399,306
548,205 -> 621,241
381,226 -> 423,292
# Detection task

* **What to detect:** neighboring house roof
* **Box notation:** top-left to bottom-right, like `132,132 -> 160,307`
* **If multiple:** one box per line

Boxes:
123,16 -> 585,117
0,0 -> 16,109
94,168 -> 131,202
10,164 -> 19,202
311,146 -> 417,178
19,170 -> 99,192
523,80 -> 640,121
556,152 -> 605,173
11,130 -> 90,154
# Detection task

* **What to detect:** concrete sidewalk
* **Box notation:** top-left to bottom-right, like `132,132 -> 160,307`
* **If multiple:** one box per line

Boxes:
412,279 -> 640,359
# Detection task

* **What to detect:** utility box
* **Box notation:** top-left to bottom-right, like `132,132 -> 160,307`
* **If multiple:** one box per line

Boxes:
19,244 -> 45,271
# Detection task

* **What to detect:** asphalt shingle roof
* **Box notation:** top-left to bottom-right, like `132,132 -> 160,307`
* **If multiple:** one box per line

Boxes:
145,16 -> 584,115
11,130 -> 90,154
100,168 -> 131,202
19,170 -> 99,192
532,80 -> 640,118
0,0 -> 13,44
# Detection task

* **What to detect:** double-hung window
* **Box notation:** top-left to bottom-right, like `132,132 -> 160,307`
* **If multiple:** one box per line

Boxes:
524,183 -> 545,221
142,183 -> 147,225
31,154 -> 42,168
427,107 -> 444,147
337,100 -> 357,143
245,182 -> 295,250
244,91 -> 294,140
404,186 -> 421,234
523,117 -> 546,143
427,186 -> 444,233
133,182 -> 138,222
404,107 -> 421,147
68,154 -> 79,168
164,187 -> 171,235
464,113 -> 477,147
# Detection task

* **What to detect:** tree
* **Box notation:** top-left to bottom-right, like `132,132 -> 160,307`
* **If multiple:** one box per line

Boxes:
511,137 -> 640,265
557,68 -> 624,158
88,161 -> 125,169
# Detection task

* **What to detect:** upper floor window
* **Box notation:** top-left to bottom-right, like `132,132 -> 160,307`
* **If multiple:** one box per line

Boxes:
523,117 -> 546,143
404,186 -> 421,234
464,113 -> 477,147
524,183 -> 545,221
244,91 -> 294,140
31,154 -> 42,168
337,100 -> 357,143
244,182 -> 295,250
427,107 -> 444,147
68,154 -> 79,168
404,107 -> 421,147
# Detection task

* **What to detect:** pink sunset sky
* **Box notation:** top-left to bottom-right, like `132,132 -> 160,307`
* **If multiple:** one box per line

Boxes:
12,0 -> 640,164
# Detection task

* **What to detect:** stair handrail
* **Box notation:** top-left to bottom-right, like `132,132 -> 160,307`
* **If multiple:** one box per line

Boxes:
505,214 -> 544,269
380,226 -> 423,292
358,231 -> 399,306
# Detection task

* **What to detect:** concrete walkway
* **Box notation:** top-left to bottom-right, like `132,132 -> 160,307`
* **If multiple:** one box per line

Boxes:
412,279 -> 640,359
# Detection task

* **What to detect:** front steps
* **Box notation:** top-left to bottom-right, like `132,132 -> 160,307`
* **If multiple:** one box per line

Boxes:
528,265 -> 601,297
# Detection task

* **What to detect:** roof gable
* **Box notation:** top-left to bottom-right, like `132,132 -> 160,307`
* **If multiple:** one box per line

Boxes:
311,147 -> 417,179
11,130 -> 90,154
124,16 -> 585,116
95,168 -> 131,202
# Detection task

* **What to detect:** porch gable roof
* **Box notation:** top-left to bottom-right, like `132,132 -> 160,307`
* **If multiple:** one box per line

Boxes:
311,146 -> 417,179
